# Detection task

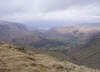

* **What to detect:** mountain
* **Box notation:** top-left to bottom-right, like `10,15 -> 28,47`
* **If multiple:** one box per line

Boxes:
0,20 -> 43,46
40,25 -> 100,54
68,33 -> 100,69
45,25 -> 100,43
1,20 -> 100,48
0,20 -> 27,41
0,43 -> 99,72
0,20 -> 67,48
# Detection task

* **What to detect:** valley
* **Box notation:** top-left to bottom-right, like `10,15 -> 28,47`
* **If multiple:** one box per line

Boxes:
0,20 -> 100,70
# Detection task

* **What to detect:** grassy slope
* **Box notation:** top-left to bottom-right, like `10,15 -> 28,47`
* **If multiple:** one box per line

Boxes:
0,43 -> 99,72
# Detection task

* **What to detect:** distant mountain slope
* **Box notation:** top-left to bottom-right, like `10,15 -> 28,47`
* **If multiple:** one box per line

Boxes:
0,20 -> 68,48
0,21 -> 27,41
0,43 -> 99,72
68,33 -> 100,69
43,25 -> 100,50
0,20 -> 42,46
45,25 -> 100,42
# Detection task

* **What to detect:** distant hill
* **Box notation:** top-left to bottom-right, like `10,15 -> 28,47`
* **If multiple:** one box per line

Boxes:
0,20 -> 67,48
0,21 -> 27,41
0,20 -> 42,46
0,20 -> 100,48
0,43 -> 99,72
45,25 -> 100,45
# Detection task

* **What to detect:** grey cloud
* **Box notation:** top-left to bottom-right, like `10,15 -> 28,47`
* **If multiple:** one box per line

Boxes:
0,0 -> 100,23
0,0 -> 99,13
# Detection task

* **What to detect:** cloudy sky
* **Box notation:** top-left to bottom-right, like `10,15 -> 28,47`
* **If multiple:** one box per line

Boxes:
0,0 -> 100,24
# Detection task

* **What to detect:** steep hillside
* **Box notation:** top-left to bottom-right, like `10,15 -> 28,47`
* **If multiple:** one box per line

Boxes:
0,21 -> 27,41
0,43 -> 99,72
68,33 -> 100,69
0,20 -> 41,43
